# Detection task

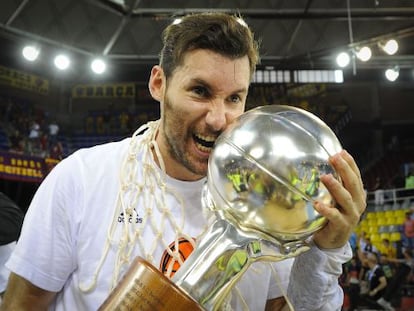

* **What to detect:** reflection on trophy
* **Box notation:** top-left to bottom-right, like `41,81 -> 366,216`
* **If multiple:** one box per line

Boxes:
99,105 -> 343,311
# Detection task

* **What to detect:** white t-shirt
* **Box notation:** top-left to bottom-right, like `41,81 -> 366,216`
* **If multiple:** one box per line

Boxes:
6,135 -> 292,310
48,123 -> 59,136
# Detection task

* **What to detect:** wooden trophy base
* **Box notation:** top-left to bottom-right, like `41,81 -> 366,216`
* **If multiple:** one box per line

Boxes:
98,257 -> 203,311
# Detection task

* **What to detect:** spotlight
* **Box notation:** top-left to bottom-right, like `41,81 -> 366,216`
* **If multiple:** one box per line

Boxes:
91,58 -> 106,74
336,52 -> 350,68
385,67 -> 399,82
54,54 -> 70,70
355,46 -> 372,62
22,45 -> 40,62
381,39 -> 399,55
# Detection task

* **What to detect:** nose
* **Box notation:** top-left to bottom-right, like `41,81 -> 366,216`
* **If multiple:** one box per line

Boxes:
205,99 -> 227,132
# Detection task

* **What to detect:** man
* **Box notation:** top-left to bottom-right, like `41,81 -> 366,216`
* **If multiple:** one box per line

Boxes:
358,252 -> 388,310
378,248 -> 413,311
403,211 -> 414,249
0,192 -> 24,299
0,13 -> 366,311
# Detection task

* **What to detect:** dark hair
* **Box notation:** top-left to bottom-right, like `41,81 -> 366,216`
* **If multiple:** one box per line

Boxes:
159,12 -> 260,79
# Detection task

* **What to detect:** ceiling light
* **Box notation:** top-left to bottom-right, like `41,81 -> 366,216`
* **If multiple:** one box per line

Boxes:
355,46 -> 372,62
385,67 -> 399,82
22,45 -> 40,62
336,52 -> 350,68
172,18 -> 182,25
334,70 -> 344,83
54,54 -> 70,70
91,58 -> 106,74
381,39 -> 399,55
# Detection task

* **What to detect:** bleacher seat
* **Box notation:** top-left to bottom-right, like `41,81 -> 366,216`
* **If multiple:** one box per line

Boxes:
377,218 -> 387,226
390,232 -> 401,242
380,232 -> 390,240
396,216 -> 406,224
368,225 -> 378,234
388,225 -> 400,233
378,225 -> 388,233
395,209 -> 407,218
386,217 -> 397,225
370,233 -> 381,243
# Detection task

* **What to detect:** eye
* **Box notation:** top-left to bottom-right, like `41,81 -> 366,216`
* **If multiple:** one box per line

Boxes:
192,86 -> 210,98
229,94 -> 241,104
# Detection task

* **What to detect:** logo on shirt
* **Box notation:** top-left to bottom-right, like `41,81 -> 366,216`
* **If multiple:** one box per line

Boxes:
117,208 -> 143,224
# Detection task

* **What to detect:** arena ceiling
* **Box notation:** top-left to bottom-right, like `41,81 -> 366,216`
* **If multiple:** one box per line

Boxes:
0,0 -> 413,80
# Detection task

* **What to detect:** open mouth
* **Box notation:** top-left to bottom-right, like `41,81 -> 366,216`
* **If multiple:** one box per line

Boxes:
193,133 -> 216,152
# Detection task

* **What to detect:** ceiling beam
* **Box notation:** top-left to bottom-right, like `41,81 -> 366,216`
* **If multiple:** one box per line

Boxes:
5,0 -> 30,26
128,8 -> 414,21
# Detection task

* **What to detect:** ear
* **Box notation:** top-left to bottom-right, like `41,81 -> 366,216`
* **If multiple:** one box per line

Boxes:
148,65 -> 165,102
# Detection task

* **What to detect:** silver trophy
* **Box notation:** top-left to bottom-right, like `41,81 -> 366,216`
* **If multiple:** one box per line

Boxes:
172,105 -> 343,310
99,105 -> 342,311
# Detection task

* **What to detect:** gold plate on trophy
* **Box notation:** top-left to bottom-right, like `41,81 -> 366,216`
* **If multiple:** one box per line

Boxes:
98,257 -> 202,311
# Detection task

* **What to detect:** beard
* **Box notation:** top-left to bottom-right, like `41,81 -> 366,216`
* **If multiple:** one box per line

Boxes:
161,94 -> 210,178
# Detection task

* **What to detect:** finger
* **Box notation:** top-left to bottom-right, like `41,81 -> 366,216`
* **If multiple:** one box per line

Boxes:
339,150 -> 364,189
320,174 -> 358,217
341,150 -> 364,195
328,152 -> 366,214
329,151 -> 358,194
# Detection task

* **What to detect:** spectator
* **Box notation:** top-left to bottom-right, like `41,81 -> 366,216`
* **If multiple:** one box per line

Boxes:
96,114 -> 104,134
363,237 -> 379,256
344,256 -> 362,311
119,111 -> 129,134
48,119 -> 59,146
358,252 -> 388,310
28,120 -> 40,139
49,141 -> 63,160
8,130 -> 23,154
405,169 -> 414,199
405,169 -> 414,189
358,231 -> 369,252
28,119 -> 41,155
39,133 -> 48,157
402,211 -> 414,250
378,248 -> 414,311
374,176 -> 385,206
85,115 -> 94,134
349,231 -> 358,255
381,238 -> 397,259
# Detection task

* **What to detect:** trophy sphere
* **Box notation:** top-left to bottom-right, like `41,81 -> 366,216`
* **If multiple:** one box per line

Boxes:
206,105 -> 342,244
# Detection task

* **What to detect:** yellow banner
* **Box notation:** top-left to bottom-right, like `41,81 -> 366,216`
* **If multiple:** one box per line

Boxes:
0,65 -> 49,95
0,152 -> 44,182
72,83 -> 136,98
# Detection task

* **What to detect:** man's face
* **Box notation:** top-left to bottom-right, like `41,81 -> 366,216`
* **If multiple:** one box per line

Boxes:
149,49 -> 251,181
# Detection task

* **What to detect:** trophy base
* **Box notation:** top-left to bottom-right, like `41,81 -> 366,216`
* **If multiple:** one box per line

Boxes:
98,257 -> 203,311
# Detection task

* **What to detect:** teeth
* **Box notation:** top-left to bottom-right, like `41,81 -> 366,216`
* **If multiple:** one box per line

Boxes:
195,134 -> 216,143
195,142 -> 212,152
194,133 -> 216,152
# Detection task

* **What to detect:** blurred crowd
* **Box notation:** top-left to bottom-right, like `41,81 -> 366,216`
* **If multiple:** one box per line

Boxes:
0,97 -> 159,160
0,97 -> 63,160
341,207 -> 414,311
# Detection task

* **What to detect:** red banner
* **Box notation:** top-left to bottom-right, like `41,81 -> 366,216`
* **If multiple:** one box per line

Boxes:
0,151 -> 59,183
